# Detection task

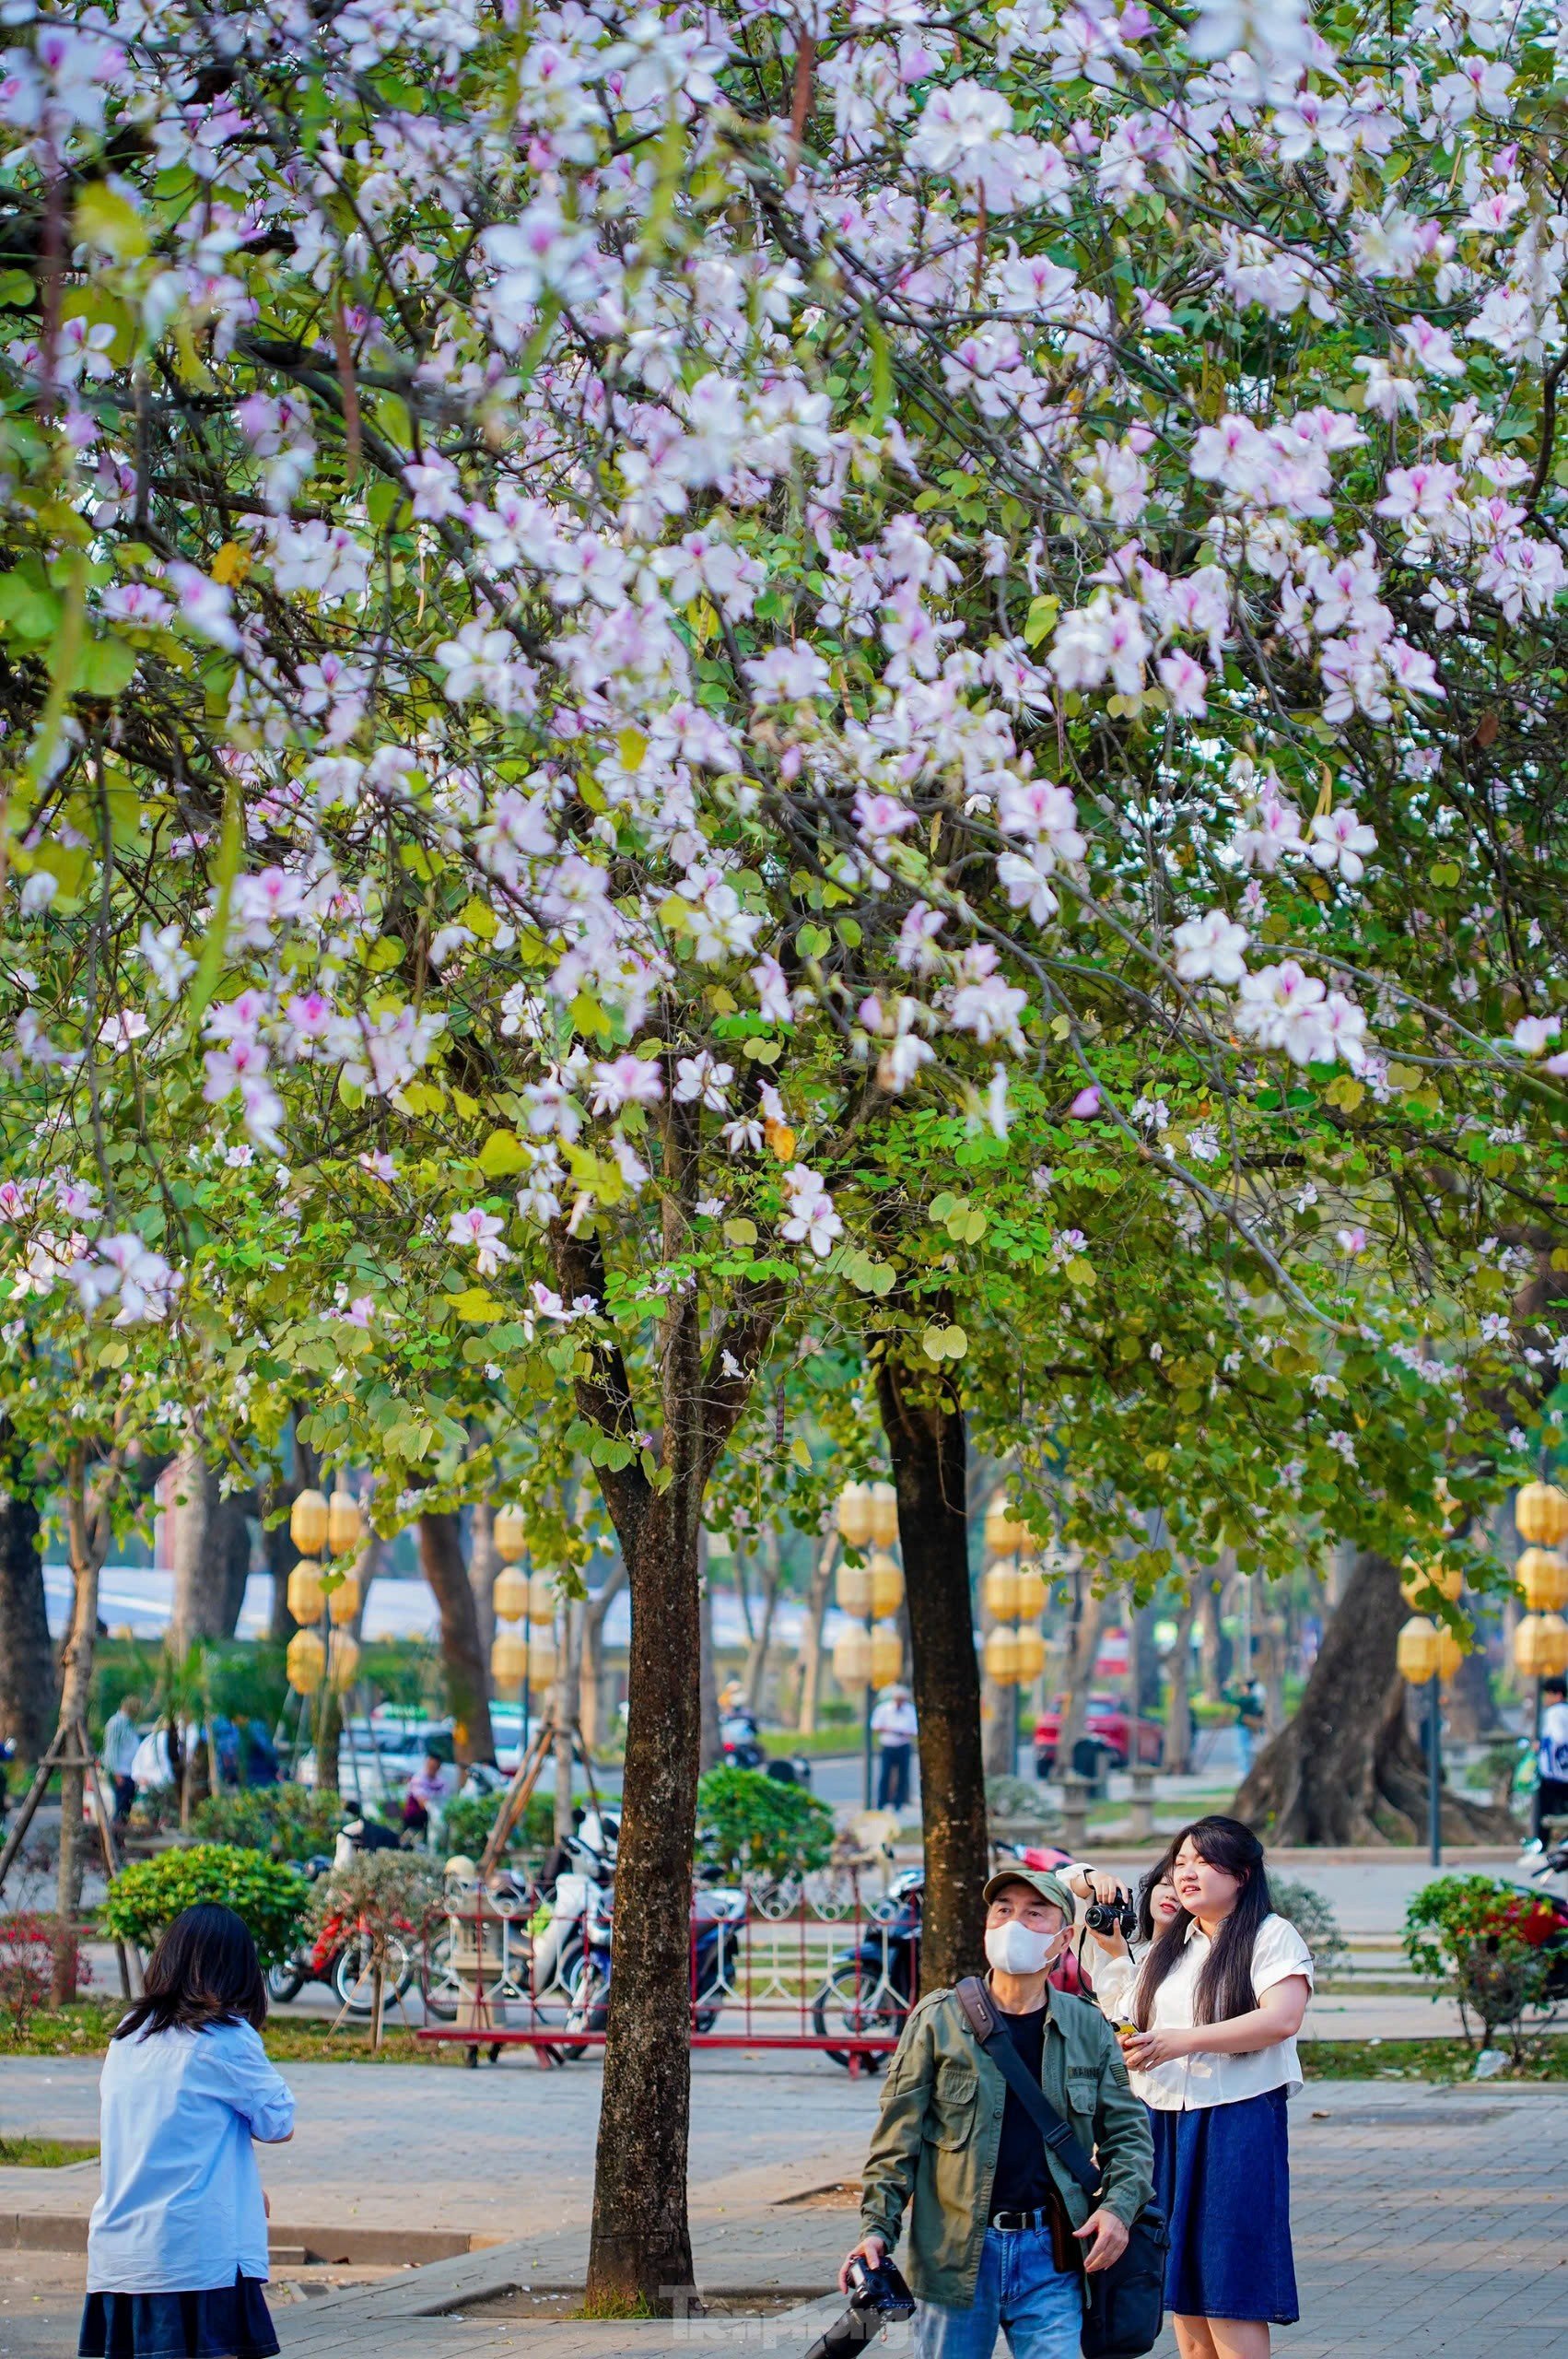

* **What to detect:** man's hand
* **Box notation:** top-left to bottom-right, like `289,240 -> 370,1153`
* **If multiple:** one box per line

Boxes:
838,2233 -> 886,2293
1073,2208 -> 1129,2275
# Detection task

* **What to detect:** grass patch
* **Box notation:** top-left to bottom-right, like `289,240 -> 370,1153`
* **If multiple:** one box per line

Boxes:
570,2291 -> 659,2320
0,2136 -> 99,2166
0,2001 -> 471,2068
1304,2035 -> 1568,2081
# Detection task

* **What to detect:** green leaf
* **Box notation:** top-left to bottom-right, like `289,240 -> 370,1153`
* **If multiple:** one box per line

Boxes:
476,1129 -> 529,1178
75,637 -> 138,698
73,182 -> 150,260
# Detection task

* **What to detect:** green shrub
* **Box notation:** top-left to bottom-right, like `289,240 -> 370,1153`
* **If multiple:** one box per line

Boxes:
1270,1876 -> 1348,1976
986,1775 -> 1057,1825
191,1786 -> 346,1862
1403,1873 -> 1563,2058
99,1846 -> 310,1970
696,1767 -> 834,1880
439,1788 -> 553,1860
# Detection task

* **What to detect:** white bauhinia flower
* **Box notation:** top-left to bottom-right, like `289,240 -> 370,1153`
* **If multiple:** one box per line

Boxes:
1172,910 -> 1249,985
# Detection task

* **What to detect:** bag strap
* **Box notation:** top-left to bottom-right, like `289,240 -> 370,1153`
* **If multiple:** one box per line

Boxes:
954,1976 -> 1102,2201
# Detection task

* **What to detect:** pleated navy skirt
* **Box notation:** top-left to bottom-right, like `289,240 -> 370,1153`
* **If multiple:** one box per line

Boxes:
79,2273 -> 278,2359
1150,2088 -> 1298,2325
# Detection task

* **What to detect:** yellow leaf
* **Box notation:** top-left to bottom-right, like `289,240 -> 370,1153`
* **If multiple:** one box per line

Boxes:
617,727 -> 647,772
211,541 -> 251,586
766,1120 -> 796,1164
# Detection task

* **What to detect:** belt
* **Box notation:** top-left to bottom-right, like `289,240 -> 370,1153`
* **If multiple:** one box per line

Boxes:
989,2208 -> 1051,2233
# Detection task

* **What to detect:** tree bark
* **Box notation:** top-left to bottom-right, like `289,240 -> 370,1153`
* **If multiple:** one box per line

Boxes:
877,1358 -> 987,1995
579,1557 -> 626,1754
170,1447 -> 252,1655
1057,1584 -> 1109,1774
0,1426 -> 54,1761
556,1597 -> 585,1842
743,1532 -> 781,1716
1198,1577 -> 1229,1701
697,1531 -> 720,1772
416,1513 -> 497,1766
1233,1549 -> 1514,1843
795,1529 -> 836,1734
1163,1587 -> 1202,1777
468,1501 -> 500,1658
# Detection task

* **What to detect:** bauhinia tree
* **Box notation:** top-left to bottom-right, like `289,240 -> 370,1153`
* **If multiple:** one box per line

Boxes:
5,0 -> 1568,2306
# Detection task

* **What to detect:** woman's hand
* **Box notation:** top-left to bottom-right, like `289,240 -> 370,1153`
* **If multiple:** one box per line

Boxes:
1082,1870 -> 1133,1955
1120,2025 -> 1194,2070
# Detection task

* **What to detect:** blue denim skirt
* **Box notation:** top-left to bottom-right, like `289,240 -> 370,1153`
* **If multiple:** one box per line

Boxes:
1150,2088 -> 1298,2324
79,2275 -> 278,2359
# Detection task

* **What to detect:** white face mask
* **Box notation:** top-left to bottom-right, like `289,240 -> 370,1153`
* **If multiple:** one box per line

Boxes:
984,1919 -> 1059,1977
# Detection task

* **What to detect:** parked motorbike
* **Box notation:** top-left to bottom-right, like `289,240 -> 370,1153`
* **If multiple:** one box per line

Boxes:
264,1844 -> 418,2016
720,1708 -> 813,1788
566,1877 -> 746,2039
812,1866 -> 923,2068
422,1804 -> 619,2030
1506,1837 -> 1568,2001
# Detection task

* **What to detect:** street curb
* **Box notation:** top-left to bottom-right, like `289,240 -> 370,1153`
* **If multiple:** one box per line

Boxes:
0,2217 -> 497,2265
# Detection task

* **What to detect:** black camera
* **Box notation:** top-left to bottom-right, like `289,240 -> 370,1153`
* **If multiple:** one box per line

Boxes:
802,2258 -> 916,2359
1084,1891 -> 1137,1940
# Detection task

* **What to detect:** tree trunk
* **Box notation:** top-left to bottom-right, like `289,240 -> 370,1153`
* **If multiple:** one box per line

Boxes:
1445,1602 -> 1501,1741
556,1598 -> 585,1842
170,1448 -> 252,1655
416,1513 -> 497,1765
1233,1549 -> 1514,1843
53,1456 -> 114,2006
697,1532 -> 720,1772
1131,1600 -> 1162,1717
743,1532 -> 781,1716
795,1529 -> 836,1735
1163,1588 -> 1201,1777
0,1431 -> 54,1762
1198,1577 -> 1229,1701
579,1558 -> 626,1754
1057,1585 -> 1109,1774
469,1501 -> 500,1658
877,1359 -> 987,1994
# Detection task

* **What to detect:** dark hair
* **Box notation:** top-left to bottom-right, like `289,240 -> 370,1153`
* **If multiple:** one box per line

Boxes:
1133,1816 -> 1270,2029
1546,1676 -> 1568,1699
114,1904 -> 267,2042
1135,1837 -> 1184,1947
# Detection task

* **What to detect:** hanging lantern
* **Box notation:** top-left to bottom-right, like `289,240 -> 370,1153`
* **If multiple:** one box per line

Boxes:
1516,1482 -> 1568,1547
290,1488 -> 329,1556
869,1550 -> 905,1620
837,1483 -> 874,1550
1395,1615 -> 1441,1684
837,1558 -> 872,1620
1013,1625 -> 1047,1684
326,1488 -> 362,1555
286,1627 -> 325,1694
1399,1556 -> 1465,1608
868,1482 -> 900,1549
286,1558 -> 324,1625
527,1571 -> 556,1625
493,1564 -> 530,1623
528,1629 -> 559,1687
1434,1624 -> 1468,1683
1517,1547 -> 1568,1614
870,1624 -> 903,1686
1014,1562 -> 1047,1620
833,1625 -> 874,1687
1515,1613 -> 1568,1679
327,1632 -> 360,1692
984,1498 -> 1030,1557
984,1562 -> 1021,1621
491,1625 -> 530,1686
984,1625 -> 1023,1684
327,1569 -> 360,1627
494,1504 -> 528,1562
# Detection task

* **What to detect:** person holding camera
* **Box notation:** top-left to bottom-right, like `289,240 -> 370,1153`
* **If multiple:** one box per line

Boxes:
1062,1855 -> 1183,1989
842,1866 -> 1153,2359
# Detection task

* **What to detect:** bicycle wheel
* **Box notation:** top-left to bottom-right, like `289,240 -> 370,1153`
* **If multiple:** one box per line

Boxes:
333,1935 -> 411,2017
810,1962 -> 894,2071
420,1930 -> 463,2023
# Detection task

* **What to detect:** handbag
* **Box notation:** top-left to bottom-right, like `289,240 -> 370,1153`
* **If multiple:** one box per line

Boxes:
954,1977 -> 1168,2359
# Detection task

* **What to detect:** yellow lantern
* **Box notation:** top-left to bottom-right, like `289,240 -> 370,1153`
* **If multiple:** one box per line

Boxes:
493,1564 -> 530,1622
1399,1556 -> 1464,1608
868,1482 -> 900,1549
869,1550 -> 905,1620
837,1483 -> 874,1550
870,1624 -> 903,1686
527,1630 -> 559,1686
527,1571 -> 556,1625
1434,1625 -> 1468,1682
326,1488 -> 362,1556
327,1569 -> 360,1627
327,1633 -> 360,1692
984,1625 -> 1023,1684
491,1625 -> 530,1686
1515,1613 -> 1568,1679
1396,1615 -> 1441,1684
837,1558 -> 872,1620
984,1498 -> 1030,1557
1517,1547 -> 1568,1614
1516,1482 -> 1568,1547
1014,1562 -> 1047,1620
287,1559 -> 324,1624
286,1627 -> 325,1694
494,1504 -> 528,1562
1013,1625 -> 1047,1684
983,1562 -> 1020,1621
833,1625 -> 873,1687
290,1488 -> 329,1556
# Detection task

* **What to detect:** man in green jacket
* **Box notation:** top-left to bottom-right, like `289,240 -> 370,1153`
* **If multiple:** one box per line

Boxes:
840,1868 -> 1153,2359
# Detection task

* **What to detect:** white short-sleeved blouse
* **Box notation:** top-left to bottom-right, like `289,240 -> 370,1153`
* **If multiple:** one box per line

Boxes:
1093,1912 -> 1313,2112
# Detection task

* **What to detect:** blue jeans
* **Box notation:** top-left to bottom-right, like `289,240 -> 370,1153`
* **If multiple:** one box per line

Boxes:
913,2225 -> 1082,2359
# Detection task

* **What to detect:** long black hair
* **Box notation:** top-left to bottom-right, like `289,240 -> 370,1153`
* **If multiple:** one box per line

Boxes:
114,1903 -> 267,2042
1136,1835 -> 1185,1946
1133,1815 -> 1271,2028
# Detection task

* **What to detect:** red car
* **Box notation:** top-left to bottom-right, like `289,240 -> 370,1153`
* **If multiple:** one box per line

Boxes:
1034,1694 -> 1164,1776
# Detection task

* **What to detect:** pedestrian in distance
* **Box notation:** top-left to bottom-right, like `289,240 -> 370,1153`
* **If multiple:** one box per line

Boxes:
1087,1816 -> 1311,2359
1536,1673 -> 1568,1838
872,1683 -> 918,1813
842,1865 -> 1153,2359
82,1902 -> 295,2359
99,1696 -> 142,1831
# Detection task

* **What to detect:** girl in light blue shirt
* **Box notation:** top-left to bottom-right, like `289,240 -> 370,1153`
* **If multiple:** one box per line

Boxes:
82,1904 -> 295,2359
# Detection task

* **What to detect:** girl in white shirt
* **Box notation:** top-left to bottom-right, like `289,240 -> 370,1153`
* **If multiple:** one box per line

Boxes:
82,1903 -> 295,2359
1090,1817 -> 1312,2359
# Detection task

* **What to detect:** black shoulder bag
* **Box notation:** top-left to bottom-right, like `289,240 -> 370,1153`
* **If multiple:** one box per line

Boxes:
954,1977 -> 1167,2359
